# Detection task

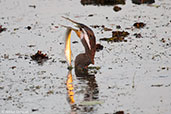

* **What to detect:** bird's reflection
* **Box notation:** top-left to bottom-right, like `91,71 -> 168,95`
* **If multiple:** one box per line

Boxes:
66,70 -> 99,113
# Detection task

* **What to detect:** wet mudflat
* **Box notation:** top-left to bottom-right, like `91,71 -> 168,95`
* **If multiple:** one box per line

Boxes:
0,0 -> 171,114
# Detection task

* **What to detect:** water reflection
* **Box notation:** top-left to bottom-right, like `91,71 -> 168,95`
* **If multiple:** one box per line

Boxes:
81,0 -> 125,6
66,70 -> 99,113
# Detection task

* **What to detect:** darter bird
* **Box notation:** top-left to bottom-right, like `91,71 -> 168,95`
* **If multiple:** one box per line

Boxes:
62,17 -> 96,73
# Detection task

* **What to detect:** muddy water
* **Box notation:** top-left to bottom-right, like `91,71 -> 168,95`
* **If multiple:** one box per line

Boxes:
0,0 -> 171,114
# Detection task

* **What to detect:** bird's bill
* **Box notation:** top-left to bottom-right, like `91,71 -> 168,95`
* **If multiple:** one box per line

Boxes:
62,16 -> 78,25
65,28 -> 72,66
62,16 -> 82,29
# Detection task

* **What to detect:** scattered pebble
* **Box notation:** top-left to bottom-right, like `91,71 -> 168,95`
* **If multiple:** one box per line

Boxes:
102,26 -> 112,31
151,84 -> 163,87
32,109 -> 38,112
134,33 -> 142,38
96,43 -> 103,52
108,67 -> 112,70
26,26 -> 31,30
147,4 -> 160,8
113,6 -> 122,12
81,0 -> 125,5
28,45 -> 36,47
0,86 -> 4,90
11,66 -> 16,69
47,90 -> 54,95
14,28 -> 19,31
88,14 -> 94,17
132,0 -> 155,5
0,25 -> 7,33
59,60 -> 67,64
90,25 -> 100,28
160,38 -> 166,43
116,25 -> 121,29
91,25 -> 112,31
114,111 -> 124,114
133,22 -> 146,28
55,26 -> 59,28
29,5 -> 36,8
72,41 -> 78,44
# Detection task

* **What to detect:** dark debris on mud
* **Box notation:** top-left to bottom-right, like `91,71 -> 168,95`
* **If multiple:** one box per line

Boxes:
32,109 -> 39,112
151,84 -> 163,87
31,50 -> 49,64
81,0 -> 155,6
133,22 -> 146,29
81,0 -> 125,6
29,5 -> 36,8
91,25 -> 112,31
96,43 -> 104,52
132,0 -> 155,5
59,60 -> 67,64
0,25 -> 7,33
72,41 -> 79,44
114,111 -> 124,114
100,31 -> 129,42
133,33 -> 142,38
113,6 -> 122,12
25,26 -> 32,30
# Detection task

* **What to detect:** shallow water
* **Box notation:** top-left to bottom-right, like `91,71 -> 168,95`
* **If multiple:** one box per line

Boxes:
0,0 -> 171,114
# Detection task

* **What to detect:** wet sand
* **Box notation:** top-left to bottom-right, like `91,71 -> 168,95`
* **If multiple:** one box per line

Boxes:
0,0 -> 171,114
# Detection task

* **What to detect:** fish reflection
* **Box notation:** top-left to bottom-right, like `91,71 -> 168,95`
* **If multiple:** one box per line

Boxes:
66,71 -> 99,113
66,71 -> 75,104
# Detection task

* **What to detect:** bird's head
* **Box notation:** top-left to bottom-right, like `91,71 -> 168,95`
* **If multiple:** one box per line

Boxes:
61,16 -> 84,39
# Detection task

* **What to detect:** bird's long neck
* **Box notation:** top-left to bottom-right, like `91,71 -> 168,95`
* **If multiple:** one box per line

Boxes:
81,39 -> 96,64
86,49 -> 95,65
